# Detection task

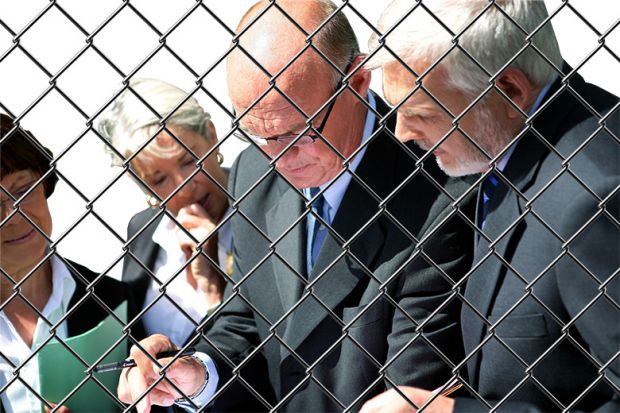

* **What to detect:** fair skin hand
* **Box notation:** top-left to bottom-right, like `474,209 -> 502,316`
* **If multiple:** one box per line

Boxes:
360,387 -> 455,413
44,403 -> 71,413
118,334 -> 206,413
175,203 -> 224,307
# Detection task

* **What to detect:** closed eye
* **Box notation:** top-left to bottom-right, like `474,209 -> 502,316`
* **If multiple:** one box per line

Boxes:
152,176 -> 166,186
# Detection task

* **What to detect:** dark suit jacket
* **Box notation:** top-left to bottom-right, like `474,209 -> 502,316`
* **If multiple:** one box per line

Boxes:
0,259 -> 136,413
122,207 -> 165,337
194,95 -> 476,412
456,69 -> 620,412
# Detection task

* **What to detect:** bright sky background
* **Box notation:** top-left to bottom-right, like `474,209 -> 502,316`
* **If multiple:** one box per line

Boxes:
1,0 -> 618,278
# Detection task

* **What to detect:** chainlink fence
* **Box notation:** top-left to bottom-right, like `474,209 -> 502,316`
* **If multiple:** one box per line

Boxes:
1,0 -> 619,412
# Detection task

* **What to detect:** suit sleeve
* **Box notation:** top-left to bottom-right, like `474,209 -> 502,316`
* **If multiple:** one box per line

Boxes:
454,180 -> 620,413
385,193 -> 472,391
554,181 -> 619,412
191,150 -> 263,393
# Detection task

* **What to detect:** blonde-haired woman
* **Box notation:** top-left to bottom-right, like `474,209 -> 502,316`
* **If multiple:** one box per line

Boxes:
98,79 -> 231,347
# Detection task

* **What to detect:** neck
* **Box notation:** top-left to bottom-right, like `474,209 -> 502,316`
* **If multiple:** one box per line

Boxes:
341,97 -> 369,159
1,256 -> 53,309
523,84 -> 545,115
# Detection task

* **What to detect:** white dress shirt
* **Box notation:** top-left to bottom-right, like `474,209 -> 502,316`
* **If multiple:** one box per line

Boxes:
304,92 -> 378,222
141,211 -> 233,347
0,256 -> 76,413
177,92 -> 378,412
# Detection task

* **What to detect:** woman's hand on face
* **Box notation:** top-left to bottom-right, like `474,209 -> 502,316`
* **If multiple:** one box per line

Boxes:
175,204 -> 225,307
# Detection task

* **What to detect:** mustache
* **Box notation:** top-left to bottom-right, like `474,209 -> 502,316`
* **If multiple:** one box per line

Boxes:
413,139 -> 434,152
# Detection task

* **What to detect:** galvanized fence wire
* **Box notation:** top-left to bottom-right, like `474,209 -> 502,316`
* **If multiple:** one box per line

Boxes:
0,0 -> 618,412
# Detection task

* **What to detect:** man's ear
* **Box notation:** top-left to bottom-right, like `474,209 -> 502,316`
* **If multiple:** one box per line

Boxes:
347,54 -> 372,101
496,68 -> 539,120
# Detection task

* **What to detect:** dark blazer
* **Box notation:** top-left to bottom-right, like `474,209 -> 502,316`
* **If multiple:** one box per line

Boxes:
195,95 -> 476,412
122,207 -> 165,336
456,69 -> 620,412
0,259 -> 137,413
66,260 -> 138,338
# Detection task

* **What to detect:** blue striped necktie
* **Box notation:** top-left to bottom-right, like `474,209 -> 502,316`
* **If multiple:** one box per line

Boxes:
480,173 -> 499,228
307,187 -> 328,275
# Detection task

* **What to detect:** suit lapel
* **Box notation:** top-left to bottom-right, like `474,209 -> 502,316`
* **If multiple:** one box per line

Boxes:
282,111 -> 395,355
124,210 -> 163,308
265,182 -> 307,316
463,68 -> 581,383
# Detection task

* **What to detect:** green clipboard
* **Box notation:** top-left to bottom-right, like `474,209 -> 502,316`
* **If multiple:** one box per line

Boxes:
37,301 -> 128,412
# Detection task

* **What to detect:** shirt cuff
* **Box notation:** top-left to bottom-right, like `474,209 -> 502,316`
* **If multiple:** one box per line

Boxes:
174,352 -> 219,412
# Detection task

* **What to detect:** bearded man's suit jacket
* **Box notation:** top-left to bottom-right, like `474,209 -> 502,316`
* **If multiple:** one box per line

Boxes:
455,68 -> 619,412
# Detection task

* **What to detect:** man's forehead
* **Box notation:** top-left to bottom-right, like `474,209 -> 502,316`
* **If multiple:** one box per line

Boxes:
384,62 -> 447,105
236,87 -> 320,131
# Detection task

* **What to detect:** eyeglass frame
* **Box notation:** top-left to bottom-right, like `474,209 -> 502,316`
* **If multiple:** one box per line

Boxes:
231,59 -> 355,147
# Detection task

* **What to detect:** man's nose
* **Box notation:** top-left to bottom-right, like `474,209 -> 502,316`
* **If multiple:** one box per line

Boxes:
273,144 -> 301,164
394,118 -> 423,143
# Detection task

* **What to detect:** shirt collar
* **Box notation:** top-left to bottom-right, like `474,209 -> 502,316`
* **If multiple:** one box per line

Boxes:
305,91 -> 377,221
496,77 -> 556,172
152,213 -> 176,250
42,255 -> 76,318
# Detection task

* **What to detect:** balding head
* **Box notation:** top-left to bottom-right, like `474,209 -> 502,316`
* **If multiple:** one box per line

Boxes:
227,0 -> 359,109
226,0 -> 371,189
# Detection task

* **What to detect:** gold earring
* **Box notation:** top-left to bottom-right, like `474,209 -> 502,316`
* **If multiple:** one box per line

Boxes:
146,194 -> 160,208
216,152 -> 224,165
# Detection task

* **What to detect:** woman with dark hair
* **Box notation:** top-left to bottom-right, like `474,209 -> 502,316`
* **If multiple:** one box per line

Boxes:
0,114 -> 138,413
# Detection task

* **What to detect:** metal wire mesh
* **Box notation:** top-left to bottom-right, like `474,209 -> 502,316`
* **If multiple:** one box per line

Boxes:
1,1 -> 618,412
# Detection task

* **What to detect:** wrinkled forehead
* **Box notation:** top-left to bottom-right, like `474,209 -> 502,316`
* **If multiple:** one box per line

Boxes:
383,61 -> 463,108
235,80 -> 331,137
229,46 -> 336,135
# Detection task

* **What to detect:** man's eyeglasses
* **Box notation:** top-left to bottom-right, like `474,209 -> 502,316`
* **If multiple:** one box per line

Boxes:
232,60 -> 354,147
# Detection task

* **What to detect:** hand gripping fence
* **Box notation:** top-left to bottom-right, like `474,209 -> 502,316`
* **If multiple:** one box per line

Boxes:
0,1 -> 618,412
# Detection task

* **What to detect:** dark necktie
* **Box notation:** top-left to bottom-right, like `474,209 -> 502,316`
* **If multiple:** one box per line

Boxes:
479,173 -> 499,228
306,187 -> 327,275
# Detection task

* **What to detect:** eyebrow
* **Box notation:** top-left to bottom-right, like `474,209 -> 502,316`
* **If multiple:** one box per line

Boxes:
1,174 -> 32,197
240,120 -> 314,140
142,146 -> 200,180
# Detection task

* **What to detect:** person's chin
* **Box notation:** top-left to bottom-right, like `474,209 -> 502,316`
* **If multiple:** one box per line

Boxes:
436,154 -> 483,177
279,165 -> 315,187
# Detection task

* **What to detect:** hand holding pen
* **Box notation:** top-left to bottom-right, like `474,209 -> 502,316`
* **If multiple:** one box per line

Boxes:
115,335 -> 208,413
92,347 -> 198,373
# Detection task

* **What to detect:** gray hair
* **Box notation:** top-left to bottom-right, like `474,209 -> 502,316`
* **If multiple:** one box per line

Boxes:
313,0 -> 360,78
368,0 -> 563,95
97,78 -> 212,167
236,0 -> 360,86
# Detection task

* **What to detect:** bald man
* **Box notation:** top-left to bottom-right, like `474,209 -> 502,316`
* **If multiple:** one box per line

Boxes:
117,1 -> 475,412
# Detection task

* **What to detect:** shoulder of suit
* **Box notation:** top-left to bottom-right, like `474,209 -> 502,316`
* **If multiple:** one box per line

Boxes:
65,259 -> 125,289
127,207 -> 164,238
230,145 -> 274,193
